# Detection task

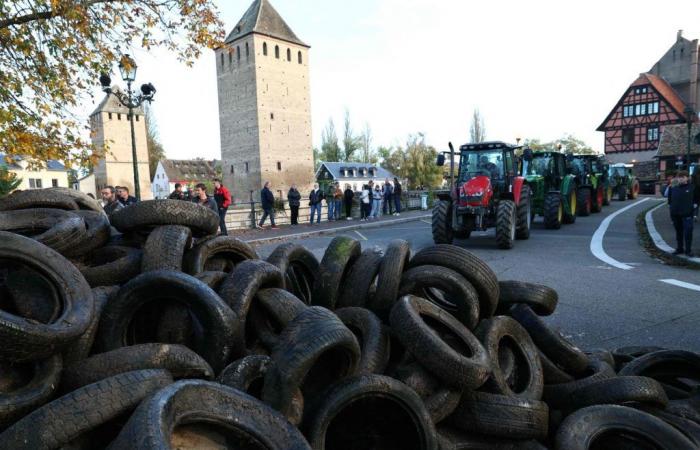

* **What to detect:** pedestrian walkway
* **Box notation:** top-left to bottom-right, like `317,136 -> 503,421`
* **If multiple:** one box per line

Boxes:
236,210 -> 431,244
646,201 -> 700,264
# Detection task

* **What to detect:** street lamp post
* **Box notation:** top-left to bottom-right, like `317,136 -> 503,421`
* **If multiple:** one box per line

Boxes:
99,55 -> 156,201
684,106 -> 695,171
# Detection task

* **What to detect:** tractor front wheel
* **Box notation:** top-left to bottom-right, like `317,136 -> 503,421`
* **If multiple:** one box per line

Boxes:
543,192 -> 563,230
603,185 -> 612,206
577,188 -> 592,216
629,180 -> 640,199
496,200 -> 516,249
592,186 -> 604,213
618,185 -> 627,202
432,200 -> 453,244
516,186 -> 531,240
562,185 -> 577,225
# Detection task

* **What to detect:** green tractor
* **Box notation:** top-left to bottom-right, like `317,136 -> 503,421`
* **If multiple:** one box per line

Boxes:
609,163 -> 640,201
520,148 -> 577,229
569,154 -> 610,215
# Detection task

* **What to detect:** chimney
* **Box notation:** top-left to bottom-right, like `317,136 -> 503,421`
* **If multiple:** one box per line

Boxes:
678,30 -> 684,41
691,39 -> 699,113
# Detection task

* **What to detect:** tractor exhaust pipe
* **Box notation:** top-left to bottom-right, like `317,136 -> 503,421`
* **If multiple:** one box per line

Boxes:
448,142 -> 455,193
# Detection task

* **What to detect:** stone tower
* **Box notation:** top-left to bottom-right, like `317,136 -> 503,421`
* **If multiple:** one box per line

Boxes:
89,90 -> 153,199
216,0 -> 314,203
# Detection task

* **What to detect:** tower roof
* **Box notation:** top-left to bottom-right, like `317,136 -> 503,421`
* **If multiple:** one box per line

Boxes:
225,0 -> 308,47
90,87 -> 145,117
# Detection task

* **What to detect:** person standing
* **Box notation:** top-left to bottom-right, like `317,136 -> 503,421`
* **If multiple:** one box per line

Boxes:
326,185 -> 335,221
360,184 -> 370,221
382,179 -> 394,215
100,186 -> 124,216
393,177 -> 402,215
344,184 -> 354,220
116,186 -> 137,206
668,170 -> 698,256
309,183 -> 323,225
169,183 -> 186,200
258,181 -> 278,229
213,178 -> 232,236
192,183 -> 218,212
333,182 -> 343,220
287,184 -> 301,226
371,184 -> 382,218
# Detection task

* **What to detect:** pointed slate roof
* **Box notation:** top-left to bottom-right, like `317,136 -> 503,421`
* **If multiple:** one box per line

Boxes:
225,0 -> 308,47
90,87 -> 145,117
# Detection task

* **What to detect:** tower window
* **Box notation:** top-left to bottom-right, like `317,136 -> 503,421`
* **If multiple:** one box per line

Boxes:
117,113 -> 121,120
263,42 -> 267,56
135,115 -> 139,121
277,161 -> 282,171
220,53 -> 224,68
287,48 -> 291,61
237,46 -> 240,61
298,51 -> 302,64
245,162 -> 249,173
246,42 -> 249,60
230,165 -> 234,174
108,113 -> 112,120
228,52 -> 232,66
270,113 -> 274,120
275,45 -> 279,59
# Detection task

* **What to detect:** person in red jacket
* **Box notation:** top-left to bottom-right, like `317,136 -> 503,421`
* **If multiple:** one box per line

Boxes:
213,178 -> 232,235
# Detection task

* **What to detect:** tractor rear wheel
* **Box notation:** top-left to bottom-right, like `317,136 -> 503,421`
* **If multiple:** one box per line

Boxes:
496,200 -> 516,249
618,185 -> 627,201
603,185 -> 612,206
629,180 -> 640,199
543,192 -> 563,230
592,186 -> 604,213
577,188 -> 592,216
515,186 -> 531,240
562,185 -> 577,225
432,200 -> 453,245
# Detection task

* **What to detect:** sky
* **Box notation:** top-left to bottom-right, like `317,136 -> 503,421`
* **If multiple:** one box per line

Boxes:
84,0 -> 700,160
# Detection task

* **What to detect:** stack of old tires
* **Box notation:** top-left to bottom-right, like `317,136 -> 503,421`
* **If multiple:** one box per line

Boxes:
0,188 -> 698,449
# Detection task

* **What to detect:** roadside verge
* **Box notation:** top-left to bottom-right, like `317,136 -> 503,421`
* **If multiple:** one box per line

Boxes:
636,202 -> 700,270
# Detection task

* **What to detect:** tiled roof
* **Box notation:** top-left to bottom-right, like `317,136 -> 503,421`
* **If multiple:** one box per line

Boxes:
225,0 -> 307,47
0,154 -> 66,171
316,162 -> 397,180
160,159 -> 217,182
90,88 -> 146,117
637,73 -> 688,117
655,123 -> 700,157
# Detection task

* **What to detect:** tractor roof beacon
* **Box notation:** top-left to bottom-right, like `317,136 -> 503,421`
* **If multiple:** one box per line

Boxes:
433,141 -> 530,249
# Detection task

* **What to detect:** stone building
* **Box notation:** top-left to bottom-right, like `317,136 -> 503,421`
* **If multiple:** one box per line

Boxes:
216,0 -> 314,203
89,88 -> 153,199
649,30 -> 700,114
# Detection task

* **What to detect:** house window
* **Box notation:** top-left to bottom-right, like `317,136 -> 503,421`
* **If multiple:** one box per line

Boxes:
639,103 -> 647,115
287,48 -> 291,61
623,105 -> 632,117
29,179 -> 35,189
135,115 -> 139,121
622,128 -> 635,144
108,112 -> 112,120
649,102 -> 659,114
52,178 -> 59,187
298,51 -> 302,64
275,45 -> 279,59
634,104 -> 641,116
647,127 -> 659,141
277,161 -> 282,171
263,42 -> 268,56
117,113 -> 121,120
245,162 -> 249,173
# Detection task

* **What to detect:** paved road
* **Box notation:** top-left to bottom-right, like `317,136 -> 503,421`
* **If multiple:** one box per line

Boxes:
252,196 -> 700,352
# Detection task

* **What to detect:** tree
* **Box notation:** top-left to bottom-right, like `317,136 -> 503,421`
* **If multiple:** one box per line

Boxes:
0,167 -> 21,197
469,108 -> 487,143
145,105 -> 165,178
359,122 -> 376,163
342,109 -> 360,162
379,134 -> 442,189
0,0 -> 224,168
320,118 -> 341,162
556,134 -> 597,154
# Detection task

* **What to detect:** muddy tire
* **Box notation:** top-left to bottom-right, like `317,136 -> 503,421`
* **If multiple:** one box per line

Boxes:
110,199 -> 219,236
335,307 -> 390,374
543,192 -> 563,229
516,186 -> 531,240
248,288 -> 307,351
311,236 -> 361,310
496,280 -> 559,316
543,360 -> 616,409
577,187 -> 592,216
495,200 -> 516,249
0,209 -> 87,256
369,239 -> 410,316
64,210 -> 111,258
62,286 -> 118,365
431,200 -> 453,245
394,363 -> 461,424
569,376 -> 669,410
140,225 -> 192,272
184,236 -> 259,275
0,188 -> 79,211
266,242 -> 319,305
77,246 -> 142,287
336,247 -> 383,308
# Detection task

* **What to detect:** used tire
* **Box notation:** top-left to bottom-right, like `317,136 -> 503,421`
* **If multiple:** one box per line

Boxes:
266,242 -> 319,305
0,188 -> 79,211
398,265 -> 480,330
618,185 -> 627,202
64,210 -> 111,258
305,374 -> 438,450
109,379 -> 310,450
61,343 -> 214,392
496,280 -> 558,316
447,391 -> 549,440
577,187 -> 591,216
389,295 -> 490,390
569,376 -> 669,410
618,349 -> 700,398
409,245 -> 499,320
336,247 -> 384,308
311,236 -> 361,310
554,404 -> 696,450
543,360 -> 616,409
475,316 -> 544,400
46,187 -> 105,213
184,235 -> 259,275
335,307 -> 390,374
432,200 -> 453,245
515,186 -> 532,240
592,185 -> 604,213
0,208 -> 86,256
395,362 -> 461,424
368,239 -> 410,316
262,306 -> 360,420
77,245 -> 142,287
562,184 -> 577,225
194,270 -> 228,291
141,225 -> 192,272
248,288 -> 307,351
62,286 -> 118,365
495,199 -> 516,249
0,369 -> 173,450
437,426 -> 547,450
543,192 -> 563,229
95,270 -> 237,373
110,199 -> 219,237
0,232 -> 94,362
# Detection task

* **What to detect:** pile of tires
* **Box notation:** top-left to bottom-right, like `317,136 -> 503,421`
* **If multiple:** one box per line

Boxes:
0,188 -> 698,449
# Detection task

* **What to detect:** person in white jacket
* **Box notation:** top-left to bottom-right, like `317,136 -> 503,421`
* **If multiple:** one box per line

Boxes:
360,185 -> 370,221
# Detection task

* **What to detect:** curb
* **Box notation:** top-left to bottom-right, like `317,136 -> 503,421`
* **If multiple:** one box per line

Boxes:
636,202 -> 700,270
243,213 -> 432,245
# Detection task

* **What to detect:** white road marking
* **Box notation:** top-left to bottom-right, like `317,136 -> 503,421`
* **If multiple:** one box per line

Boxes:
354,230 -> 368,241
420,219 -> 431,225
590,198 -> 649,270
660,279 -> 700,292
645,202 -> 676,253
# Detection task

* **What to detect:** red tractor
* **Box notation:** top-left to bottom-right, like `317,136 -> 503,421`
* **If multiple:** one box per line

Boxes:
433,141 -> 531,249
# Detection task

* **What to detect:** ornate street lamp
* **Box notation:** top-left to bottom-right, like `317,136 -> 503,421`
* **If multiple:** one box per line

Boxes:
684,106 -> 696,171
99,55 -> 156,200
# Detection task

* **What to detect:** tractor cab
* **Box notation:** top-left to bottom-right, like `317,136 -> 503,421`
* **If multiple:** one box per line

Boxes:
455,142 -> 517,206
521,149 -> 568,182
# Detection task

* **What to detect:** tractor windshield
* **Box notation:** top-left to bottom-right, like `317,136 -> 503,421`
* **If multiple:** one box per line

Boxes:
522,155 -> 553,176
570,158 -> 587,176
458,150 -> 503,181
610,167 -> 627,177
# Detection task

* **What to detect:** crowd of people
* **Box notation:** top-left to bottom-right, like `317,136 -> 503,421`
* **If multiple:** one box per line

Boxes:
664,169 -> 700,257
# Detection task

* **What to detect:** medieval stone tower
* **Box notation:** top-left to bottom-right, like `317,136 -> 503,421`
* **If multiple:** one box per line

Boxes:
216,0 -> 314,202
89,90 -> 153,199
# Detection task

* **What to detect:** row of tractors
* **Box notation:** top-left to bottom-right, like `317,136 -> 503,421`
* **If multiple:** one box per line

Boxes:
432,141 -> 640,249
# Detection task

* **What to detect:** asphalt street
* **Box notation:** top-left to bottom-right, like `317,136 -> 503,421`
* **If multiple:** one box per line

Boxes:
251,196 -> 700,352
